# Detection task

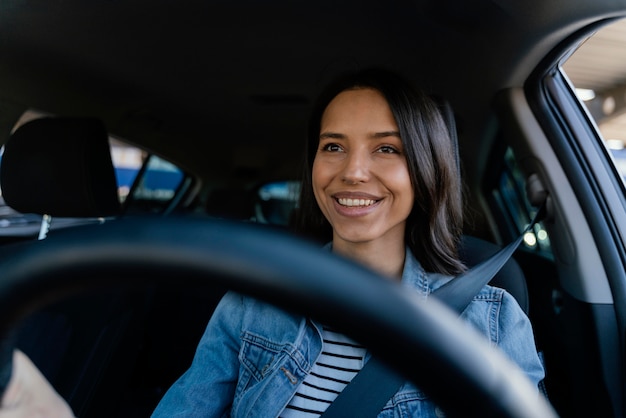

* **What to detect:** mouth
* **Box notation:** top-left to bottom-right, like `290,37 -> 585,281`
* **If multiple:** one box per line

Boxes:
336,197 -> 378,207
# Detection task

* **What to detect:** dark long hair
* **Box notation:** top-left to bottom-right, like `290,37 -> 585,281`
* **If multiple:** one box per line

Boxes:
295,68 -> 465,275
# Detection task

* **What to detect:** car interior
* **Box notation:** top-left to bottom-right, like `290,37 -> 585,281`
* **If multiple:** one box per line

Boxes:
0,105 -> 536,417
0,1 -> 625,417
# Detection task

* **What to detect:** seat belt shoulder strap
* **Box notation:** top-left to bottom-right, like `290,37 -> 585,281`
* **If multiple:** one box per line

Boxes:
432,203 -> 545,313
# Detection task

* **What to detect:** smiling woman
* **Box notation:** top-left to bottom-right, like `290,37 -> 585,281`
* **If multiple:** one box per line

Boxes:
298,69 -> 464,276
149,68 -> 545,418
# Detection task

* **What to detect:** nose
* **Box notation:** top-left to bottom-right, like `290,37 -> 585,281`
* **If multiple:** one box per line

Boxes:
341,148 -> 370,184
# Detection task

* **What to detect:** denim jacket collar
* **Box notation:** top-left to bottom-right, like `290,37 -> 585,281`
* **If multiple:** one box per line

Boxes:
400,247 -> 455,295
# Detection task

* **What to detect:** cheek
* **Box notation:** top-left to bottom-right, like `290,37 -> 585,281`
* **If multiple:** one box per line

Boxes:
311,159 -> 338,224
311,160 -> 327,206
389,166 -> 414,206
312,159 -> 329,192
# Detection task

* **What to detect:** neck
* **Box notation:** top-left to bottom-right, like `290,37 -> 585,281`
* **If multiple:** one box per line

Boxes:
332,238 -> 406,280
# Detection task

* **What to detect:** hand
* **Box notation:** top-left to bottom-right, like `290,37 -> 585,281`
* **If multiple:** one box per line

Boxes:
0,350 -> 74,418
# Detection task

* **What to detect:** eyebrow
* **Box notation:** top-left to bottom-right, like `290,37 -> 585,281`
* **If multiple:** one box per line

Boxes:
319,132 -> 345,140
319,131 -> 401,140
371,131 -> 401,139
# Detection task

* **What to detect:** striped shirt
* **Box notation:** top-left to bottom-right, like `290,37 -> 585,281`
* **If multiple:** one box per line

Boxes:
280,326 -> 366,417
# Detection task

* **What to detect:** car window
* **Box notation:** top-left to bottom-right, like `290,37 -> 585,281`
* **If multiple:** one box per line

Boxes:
122,154 -> 188,215
110,138 -> 146,202
253,180 -> 301,226
489,147 -> 552,256
561,18 -> 626,186
111,138 -> 187,210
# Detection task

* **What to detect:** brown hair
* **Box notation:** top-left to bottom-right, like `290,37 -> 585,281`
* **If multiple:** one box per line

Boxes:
295,68 -> 465,275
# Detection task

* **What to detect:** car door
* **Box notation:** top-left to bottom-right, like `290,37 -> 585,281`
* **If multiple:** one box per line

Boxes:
487,17 -> 626,418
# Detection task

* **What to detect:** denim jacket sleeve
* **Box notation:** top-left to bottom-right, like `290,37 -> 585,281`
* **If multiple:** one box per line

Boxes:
151,291 -> 244,418
493,290 -> 545,388
461,287 -> 545,389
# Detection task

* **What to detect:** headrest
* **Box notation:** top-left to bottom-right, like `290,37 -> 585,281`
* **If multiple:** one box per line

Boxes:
0,117 -> 121,217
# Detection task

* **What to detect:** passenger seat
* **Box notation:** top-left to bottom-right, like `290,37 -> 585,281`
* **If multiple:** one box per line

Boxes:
0,117 -> 144,417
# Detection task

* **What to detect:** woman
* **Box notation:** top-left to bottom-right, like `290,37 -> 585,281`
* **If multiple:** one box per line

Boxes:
151,68 -> 544,417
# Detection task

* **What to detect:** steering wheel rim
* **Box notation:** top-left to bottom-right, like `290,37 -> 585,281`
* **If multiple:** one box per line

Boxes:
0,217 -> 557,418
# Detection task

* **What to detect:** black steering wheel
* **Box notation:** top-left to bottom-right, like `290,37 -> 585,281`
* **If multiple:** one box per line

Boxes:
0,217 -> 557,417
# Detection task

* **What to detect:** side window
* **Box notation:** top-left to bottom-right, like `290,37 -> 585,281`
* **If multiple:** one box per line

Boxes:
253,180 -> 301,226
111,139 -> 188,214
122,154 -> 187,215
561,19 -> 626,185
489,147 -> 552,255
110,139 -> 146,202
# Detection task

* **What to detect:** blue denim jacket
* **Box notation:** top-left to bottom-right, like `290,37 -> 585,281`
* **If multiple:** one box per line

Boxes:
152,249 -> 545,417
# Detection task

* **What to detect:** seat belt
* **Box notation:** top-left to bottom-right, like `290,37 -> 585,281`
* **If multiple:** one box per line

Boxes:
432,202 -> 546,314
320,203 -> 546,418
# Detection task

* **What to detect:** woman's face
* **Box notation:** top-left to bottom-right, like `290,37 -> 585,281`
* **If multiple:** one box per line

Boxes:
312,88 -> 414,248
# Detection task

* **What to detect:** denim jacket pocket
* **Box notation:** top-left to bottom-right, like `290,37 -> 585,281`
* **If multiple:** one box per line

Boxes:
239,331 -> 287,382
235,331 -> 311,417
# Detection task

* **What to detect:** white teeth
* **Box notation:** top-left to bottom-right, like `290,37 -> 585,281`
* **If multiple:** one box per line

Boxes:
337,198 -> 376,207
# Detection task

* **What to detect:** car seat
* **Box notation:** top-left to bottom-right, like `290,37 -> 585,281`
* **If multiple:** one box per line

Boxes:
0,117 -> 146,417
433,96 -> 530,313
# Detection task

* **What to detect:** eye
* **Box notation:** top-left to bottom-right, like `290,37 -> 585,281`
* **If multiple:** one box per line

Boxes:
321,143 -> 343,152
377,145 -> 399,154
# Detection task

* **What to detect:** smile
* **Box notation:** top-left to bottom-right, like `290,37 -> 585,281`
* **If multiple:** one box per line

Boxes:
337,198 -> 377,207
